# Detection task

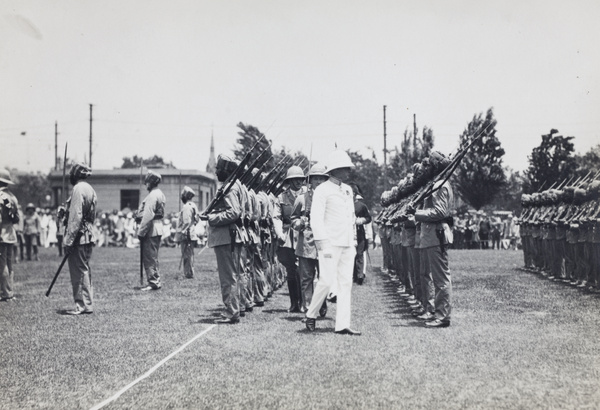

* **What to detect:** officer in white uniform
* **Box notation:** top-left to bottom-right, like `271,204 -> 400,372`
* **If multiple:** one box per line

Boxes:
304,151 -> 361,335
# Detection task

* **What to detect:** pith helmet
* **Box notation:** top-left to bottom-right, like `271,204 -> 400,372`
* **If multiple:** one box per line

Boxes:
308,163 -> 328,177
69,163 -> 92,180
144,170 -> 162,186
0,168 -> 14,185
284,165 -> 305,181
326,150 -> 354,173
181,186 -> 195,201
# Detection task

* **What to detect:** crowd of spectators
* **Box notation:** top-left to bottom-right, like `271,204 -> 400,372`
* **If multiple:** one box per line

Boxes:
91,209 -> 207,249
451,211 -> 520,250
11,206 -> 208,263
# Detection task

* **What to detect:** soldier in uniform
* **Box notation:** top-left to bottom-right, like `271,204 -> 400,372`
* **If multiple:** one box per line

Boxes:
274,165 -> 305,313
291,163 -> 329,314
203,155 -> 244,324
305,150 -> 360,335
175,186 -> 198,279
136,170 -> 166,291
407,152 -> 454,328
0,169 -> 19,301
351,184 -> 372,285
63,164 -> 97,315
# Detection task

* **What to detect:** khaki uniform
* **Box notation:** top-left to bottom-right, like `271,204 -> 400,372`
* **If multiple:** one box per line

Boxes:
65,181 -> 97,312
137,187 -> 166,289
0,188 -> 18,299
414,180 -> 454,323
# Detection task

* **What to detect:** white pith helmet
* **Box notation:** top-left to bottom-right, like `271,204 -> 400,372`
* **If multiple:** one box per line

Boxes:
326,150 -> 354,173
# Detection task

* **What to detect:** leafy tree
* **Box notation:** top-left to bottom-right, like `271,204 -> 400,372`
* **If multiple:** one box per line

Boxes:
347,149 -> 383,210
453,108 -> 506,210
8,170 -> 53,208
492,168 -> 524,214
121,155 -> 175,169
233,122 -> 273,167
574,144 -> 600,178
386,120 -> 435,189
523,129 -> 577,193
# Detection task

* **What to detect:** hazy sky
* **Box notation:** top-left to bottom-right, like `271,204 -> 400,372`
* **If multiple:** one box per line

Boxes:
1,0 -> 599,174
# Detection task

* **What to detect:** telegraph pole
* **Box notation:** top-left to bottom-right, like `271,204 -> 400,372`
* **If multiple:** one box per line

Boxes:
89,104 -> 93,168
54,121 -> 58,170
383,105 -> 387,191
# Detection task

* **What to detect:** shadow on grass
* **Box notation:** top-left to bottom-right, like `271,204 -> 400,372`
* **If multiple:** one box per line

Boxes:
296,328 -> 330,335
392,321 -> 429,328
262,308 -> 289,314
193,318 -> 223,324
55,309 -> 94,316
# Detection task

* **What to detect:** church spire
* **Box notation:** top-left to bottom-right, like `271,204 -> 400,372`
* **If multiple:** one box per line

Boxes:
206,130 -> 217,174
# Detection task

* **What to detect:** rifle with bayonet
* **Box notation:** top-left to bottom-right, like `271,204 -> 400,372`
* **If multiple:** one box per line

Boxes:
201,136 -> 266,216
239,140 -> 273,186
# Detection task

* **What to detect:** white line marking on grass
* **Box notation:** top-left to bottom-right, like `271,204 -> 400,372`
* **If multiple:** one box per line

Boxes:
89,324 -> 216,410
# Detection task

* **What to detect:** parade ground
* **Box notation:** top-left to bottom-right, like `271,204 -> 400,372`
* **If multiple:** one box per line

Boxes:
1,247 -> 600,409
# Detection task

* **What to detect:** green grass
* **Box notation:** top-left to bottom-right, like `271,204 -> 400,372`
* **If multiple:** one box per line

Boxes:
1,246 -> 599,409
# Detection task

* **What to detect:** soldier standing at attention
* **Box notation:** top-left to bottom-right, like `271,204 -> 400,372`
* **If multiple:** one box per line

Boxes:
305,150 -> 360,335
291,163 -> 329,315
407,152 -> 454,328
0,169 -> 19,301
63,164 -> 97,315
351,184 -> 372,286
175,186 -> 198,279
202,155 -> 244,324
137,170 -> 166,291
274,165 -> 306,313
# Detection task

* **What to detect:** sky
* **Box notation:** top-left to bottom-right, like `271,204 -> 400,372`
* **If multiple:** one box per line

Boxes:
1,0 -> 599,174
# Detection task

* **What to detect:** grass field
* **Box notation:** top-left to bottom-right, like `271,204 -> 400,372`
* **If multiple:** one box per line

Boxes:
1,246 -> 600,409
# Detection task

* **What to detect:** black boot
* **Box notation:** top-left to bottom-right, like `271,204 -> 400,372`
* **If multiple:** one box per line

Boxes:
287,278 -> 300,312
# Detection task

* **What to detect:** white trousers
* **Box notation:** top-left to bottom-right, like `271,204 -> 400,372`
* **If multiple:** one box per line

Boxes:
306,245 -> 356,331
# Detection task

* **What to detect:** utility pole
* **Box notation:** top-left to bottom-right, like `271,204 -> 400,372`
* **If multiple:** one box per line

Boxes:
89,104 -> 93,168
383,105 -> 387,191
413,113 -> 417,159
54,121 -> 58,170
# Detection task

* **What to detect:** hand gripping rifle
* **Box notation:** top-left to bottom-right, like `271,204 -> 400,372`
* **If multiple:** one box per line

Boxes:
201,136 -> 266,216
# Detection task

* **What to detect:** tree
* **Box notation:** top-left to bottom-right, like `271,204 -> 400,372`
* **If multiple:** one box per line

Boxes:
574,144 -> 600,178
523,129 -> 577,193
386,119 -> 436,189
347,149 -> 383,211
9,170 -> 53,208
453,108 -> 506,210
233,122 -> 273,167
492,168 -> 524,214
121,155 -> 175,169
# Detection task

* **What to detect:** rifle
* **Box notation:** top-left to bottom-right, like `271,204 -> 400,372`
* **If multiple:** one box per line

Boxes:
240,141 -> 272,186
255,155 -> 289,192
202,135 -> 265,216
247,161 -> 269,191
57,143 -> 68,227
408,123 -> 491,207
139,158 -> 144,286
46,231 -> 82,297
61,143 -> 68,205
262,156 -> 293,194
